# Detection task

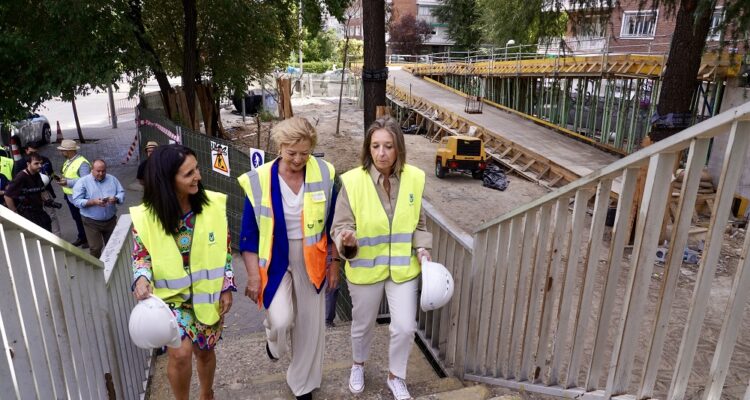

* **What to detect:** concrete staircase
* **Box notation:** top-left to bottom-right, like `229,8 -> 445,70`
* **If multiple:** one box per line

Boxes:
146,322 -> 516,399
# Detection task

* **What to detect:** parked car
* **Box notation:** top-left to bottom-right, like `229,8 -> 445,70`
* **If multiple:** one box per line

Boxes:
323,68 -> 351,80
0,113 -> 51,148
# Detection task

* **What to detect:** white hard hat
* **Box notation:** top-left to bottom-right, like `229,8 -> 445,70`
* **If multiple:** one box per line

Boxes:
128,295 -> 182,349
40,173 -> 50,187
420,258 -> 454,312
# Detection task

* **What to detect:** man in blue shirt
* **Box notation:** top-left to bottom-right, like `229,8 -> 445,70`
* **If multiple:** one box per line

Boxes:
72,159 -> 125,258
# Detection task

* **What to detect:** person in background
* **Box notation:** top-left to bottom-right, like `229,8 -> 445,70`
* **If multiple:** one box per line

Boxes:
131,144 -> 234,400
137,141 -> 158,185
238,116 -> 338,400
72,159 -> 126,258
56,139 -> 90,248
14,143 -> 61,236
4,153 -> 52,231
332,117 -> 432,400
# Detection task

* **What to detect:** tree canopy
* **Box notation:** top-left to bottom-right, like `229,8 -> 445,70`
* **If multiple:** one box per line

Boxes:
388,14 -> 433,55
434,0 -> 484,51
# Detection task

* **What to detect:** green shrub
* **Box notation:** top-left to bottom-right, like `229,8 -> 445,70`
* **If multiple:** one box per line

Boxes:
302,61 -> 333,73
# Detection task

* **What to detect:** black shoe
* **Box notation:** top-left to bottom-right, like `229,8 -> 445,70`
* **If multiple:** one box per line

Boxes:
71,238 -> 85,247
296,393 -> 312,400
80,241 -> 89,249
266,342 -> 278,361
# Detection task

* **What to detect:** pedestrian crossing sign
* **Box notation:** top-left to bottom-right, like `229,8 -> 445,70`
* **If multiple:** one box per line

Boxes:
211,141 -> 231,177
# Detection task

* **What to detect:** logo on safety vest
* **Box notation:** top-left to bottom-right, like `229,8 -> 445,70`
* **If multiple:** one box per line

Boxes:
409,193 -> 414,204
209,232 -> 215,242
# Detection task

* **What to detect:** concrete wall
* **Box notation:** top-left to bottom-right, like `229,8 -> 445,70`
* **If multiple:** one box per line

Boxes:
706,78 -> 750,212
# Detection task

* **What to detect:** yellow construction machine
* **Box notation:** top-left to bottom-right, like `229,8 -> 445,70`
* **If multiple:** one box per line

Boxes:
435,135 -> 487,179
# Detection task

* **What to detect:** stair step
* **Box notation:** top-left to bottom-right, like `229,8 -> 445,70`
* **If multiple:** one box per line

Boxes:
148,322 -> 450,399
415,384 -> 491,400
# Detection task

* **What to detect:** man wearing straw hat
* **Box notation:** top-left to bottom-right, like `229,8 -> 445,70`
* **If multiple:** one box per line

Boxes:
55,139 -> 90,248
137,141 -> 158,185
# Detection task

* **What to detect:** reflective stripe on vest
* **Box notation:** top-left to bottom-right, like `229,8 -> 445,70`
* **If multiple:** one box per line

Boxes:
130,190 -> 228,325
61,155 -> 90,195
237,156 -> 335,305
0,157 -> 12,180
340,164 -> 425,285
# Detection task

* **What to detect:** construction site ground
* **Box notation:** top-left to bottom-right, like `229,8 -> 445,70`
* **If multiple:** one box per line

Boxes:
223,96 -> 548,233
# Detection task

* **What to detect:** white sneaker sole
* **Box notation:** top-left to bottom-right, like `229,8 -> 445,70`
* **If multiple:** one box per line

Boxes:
349,382 -> 364,394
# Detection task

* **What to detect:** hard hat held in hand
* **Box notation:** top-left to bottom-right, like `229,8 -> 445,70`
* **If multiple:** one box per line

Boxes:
420,257 -> 454,312
40,173 -> 50,187
129,295 -> 182,349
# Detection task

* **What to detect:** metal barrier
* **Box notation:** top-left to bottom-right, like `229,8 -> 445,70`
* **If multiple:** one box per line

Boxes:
296,74 -> 362,99
0,207 -> 149,399
137,107 -> 261,249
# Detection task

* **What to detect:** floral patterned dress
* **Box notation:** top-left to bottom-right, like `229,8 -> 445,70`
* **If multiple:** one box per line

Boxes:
132,210 -> 236,350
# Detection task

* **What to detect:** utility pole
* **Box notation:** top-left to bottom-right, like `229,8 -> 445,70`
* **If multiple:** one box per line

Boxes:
108,85 -> 118,129
362,0 -> 387,128
298,0 -> 304,93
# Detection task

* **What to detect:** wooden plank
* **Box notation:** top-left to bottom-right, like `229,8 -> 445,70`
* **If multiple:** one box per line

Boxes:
549,189 -> 592,385
66,255 -> 101,398
521,203 -> 553,381
521,160 -> 536,172
605,152 -> 678,397
476,226 -> 501,375
4,231 -> 56,399
450,234 -> 470,374
587,168 -> 639,390
25,239 -> 68,398
498,216 -> 524,378
0,227 -> 28,398
509,210 -> 538,378
638,138 -> 710,397
668,121 -> 750,400
566,179 -> 612,388
465,229 -> 489,373
535,199 -> 570,383
488,222 -> 512,377
702,209 -> 750,399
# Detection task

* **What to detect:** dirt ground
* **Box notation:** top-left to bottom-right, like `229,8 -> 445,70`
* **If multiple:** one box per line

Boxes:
222,96 -> 548,233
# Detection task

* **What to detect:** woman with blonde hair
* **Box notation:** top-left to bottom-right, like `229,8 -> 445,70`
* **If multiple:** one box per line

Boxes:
238,116 -> 339,400
332,116 -> 432,400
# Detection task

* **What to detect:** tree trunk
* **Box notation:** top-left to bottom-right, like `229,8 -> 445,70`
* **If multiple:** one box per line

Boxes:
182,0 -> 198,130
71,95 -> 85,144
127,0 -> 174,118
362,0 -> 386,129
649,0 -> 713,142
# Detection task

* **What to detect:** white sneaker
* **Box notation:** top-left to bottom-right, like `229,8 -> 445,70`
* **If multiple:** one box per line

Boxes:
386,376 -> 412,400
349,364 -> 365,394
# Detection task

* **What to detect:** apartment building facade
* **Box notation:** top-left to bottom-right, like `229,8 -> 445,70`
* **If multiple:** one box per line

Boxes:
559,0 -> 725,54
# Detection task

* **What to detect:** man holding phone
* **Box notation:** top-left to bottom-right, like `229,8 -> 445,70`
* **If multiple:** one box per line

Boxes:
71,159 -> 125,258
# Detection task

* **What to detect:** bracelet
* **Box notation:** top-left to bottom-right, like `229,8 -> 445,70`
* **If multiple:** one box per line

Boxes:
331,257 -> 342,262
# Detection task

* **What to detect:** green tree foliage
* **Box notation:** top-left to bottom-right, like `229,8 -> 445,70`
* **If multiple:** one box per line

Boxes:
388,14 -> 433,54
302,29 -> 341,62
0,0 -> 123,120
434,0 -> 483,51
478,0 -> 567,46
339,39 -> 364,65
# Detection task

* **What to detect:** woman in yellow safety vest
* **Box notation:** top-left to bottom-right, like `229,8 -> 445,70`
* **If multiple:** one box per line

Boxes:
332,117 -> 432,400
131,144 -> 234,400
238,117 -> 339,400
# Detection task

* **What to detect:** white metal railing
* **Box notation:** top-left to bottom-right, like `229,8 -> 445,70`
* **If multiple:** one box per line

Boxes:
0,209 -> 148,399
445,100 -> 750,398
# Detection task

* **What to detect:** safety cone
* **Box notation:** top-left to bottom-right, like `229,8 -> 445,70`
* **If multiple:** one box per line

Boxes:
56,121 -> 63,143
10,134 -> 22,161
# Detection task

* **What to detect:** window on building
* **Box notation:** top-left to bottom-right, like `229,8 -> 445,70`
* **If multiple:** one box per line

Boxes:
707,8 -> 724,41
620,11 -> 658,38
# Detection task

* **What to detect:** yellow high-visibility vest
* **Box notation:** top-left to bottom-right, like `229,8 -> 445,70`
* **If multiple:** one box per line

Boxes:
130,190 -> 228,325
60,155 -> 90,195
340,164 -> 424,285
237,156 -> 335,305
0,156 -> 13,180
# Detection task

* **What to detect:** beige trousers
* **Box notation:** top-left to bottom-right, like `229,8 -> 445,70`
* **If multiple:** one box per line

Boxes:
265,239 -> 326,396
349,277 -> 419,379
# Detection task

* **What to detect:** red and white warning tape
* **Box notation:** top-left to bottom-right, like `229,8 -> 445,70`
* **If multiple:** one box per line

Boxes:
122,133 -> 139,164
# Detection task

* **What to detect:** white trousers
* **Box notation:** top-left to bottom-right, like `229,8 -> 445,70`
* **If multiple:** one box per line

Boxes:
264,240 -> 326,396
349,277 -> 419,379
